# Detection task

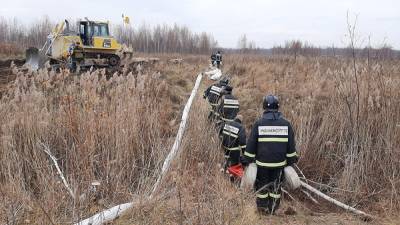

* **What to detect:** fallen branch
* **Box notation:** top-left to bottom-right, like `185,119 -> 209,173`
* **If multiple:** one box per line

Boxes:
40,142 -> 75,199
300,181 -> 373,219
301,189 -> 319,204
75,73 -> 203,225
282,188 -> 295,201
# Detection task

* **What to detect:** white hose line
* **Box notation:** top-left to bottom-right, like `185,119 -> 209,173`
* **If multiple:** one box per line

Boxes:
75,73 -> 203,225
150,73 -> 203,197
75,203 -> 134,225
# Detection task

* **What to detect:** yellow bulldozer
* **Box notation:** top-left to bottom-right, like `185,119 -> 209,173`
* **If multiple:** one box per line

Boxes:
26,19 -> 124,71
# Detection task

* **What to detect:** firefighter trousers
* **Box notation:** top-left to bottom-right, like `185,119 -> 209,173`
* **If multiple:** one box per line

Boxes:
254,167 -> 284,214
224,149 -> 240,167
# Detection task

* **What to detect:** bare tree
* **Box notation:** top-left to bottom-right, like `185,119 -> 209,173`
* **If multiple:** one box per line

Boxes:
237,34 -> 258,54
115,22 -> 217,54
286,40 -> 303,60
0,16 -> 53,50
237,34 -> 248,51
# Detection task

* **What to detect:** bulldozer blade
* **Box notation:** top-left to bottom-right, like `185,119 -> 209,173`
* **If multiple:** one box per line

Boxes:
25,47 -> 39,70
25,47 -> 47,70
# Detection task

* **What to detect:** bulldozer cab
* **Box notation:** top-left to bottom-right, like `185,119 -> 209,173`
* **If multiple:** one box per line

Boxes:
78,21 -> 110,46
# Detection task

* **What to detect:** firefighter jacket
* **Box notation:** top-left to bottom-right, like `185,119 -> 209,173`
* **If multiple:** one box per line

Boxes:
218,94 -> 239,122
220,119 -> 247,153
243,111 -> 298,168
204,83 -> 224,106
216,53 -> 222,62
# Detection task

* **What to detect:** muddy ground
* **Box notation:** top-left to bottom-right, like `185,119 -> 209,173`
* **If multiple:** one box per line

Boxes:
0,58 -> 24,96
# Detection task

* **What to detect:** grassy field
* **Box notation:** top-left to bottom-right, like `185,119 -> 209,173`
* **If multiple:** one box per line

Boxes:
0,54 -> 399,224
117,54 -> 400,225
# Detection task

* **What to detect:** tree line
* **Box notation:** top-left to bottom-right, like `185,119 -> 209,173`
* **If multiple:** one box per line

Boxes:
0,16 -> 53,53
114,23 -> 218,54
232,36 -> 399,60
1,16 -> 398,59
270,40 -> 399,60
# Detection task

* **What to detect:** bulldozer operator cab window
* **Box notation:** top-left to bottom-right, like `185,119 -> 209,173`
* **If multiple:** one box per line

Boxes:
79,22 -> 109,46
93,24 -> 109,37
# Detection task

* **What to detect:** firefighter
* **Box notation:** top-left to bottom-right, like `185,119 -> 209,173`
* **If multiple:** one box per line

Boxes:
241,95 -> 298,215
211,52 -> 216,66
215,51 -> 222,69
203,77 -> 229,121
217,85 -> 239,123
220,115 -> 246,171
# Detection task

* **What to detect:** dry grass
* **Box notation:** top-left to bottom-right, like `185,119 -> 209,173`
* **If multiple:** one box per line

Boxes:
115,73 -> 378,225
0,57 -> 206,224
0,43 -> 23,58
0,54 -> 399,224
223,54 -> 400,211
118,54 -> 400,224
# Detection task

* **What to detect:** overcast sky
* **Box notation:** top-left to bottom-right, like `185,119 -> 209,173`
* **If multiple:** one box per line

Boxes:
1,0 -> 399,48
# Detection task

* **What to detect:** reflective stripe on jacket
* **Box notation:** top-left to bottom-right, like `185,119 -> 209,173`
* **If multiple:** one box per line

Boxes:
244,111 -> 298,168
220,120 -> 246,153
218,94 -> 239,121
204,83 -> 223,105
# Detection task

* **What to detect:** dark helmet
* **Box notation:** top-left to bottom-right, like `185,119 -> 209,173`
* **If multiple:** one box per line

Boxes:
217,51 -> 221,54
224,85 -> 233,94
263,95 -> 279,110
219,77 -> 230,86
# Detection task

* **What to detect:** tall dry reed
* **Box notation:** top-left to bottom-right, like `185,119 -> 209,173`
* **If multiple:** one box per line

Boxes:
225,55 -> 400,211
0,58 -> 198,223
